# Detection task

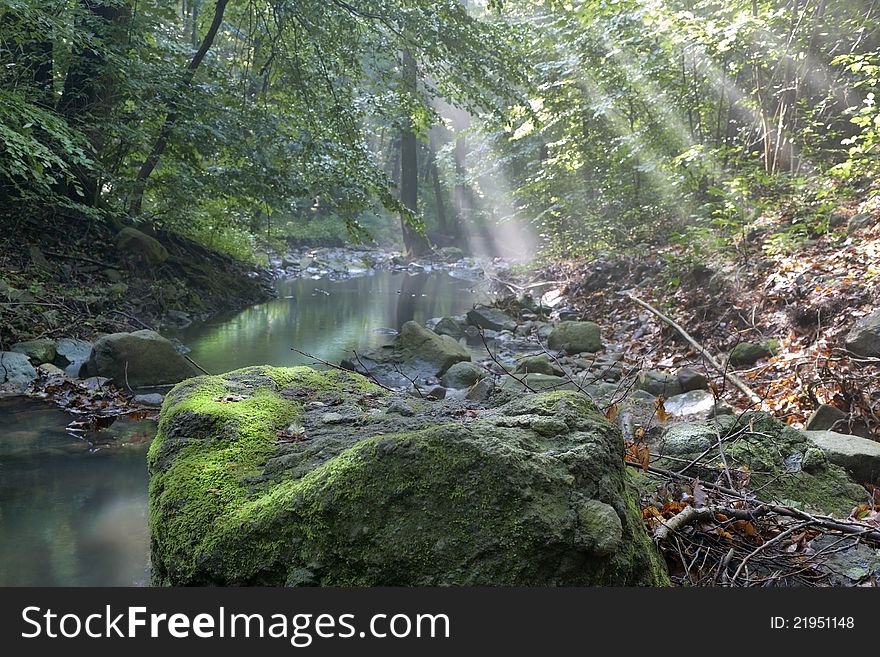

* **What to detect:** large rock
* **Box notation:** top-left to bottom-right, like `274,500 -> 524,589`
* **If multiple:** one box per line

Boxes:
359,321 -> 471,379
0,351 -> 37,394
79,330 -> 199,388
728,341 -> 777,366
441,361 -> 486,389
149,367 -> 668,586
433,316 -> 467,340
466,305 -> 516,332
116,227 -> 168,265
804,431 -> 880,483
845,309 -> 880,357
636,371 -> 684,398
547,321 -> 602,354
653,414 -> 869,515
804,404 -> 848,432
515,354 -> 565,377
54,338 -> 92,366
11,339 -> 57,365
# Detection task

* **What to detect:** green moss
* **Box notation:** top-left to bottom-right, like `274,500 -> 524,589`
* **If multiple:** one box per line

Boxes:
150,374 -> 668,586
655,413 -> 868,516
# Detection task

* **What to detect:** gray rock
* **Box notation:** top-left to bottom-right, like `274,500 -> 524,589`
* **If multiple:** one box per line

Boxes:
36,363 -> 66,377
0,280 -> 34,303
536,323 -> 554,341
636,371 -> 684,397
657,423 -> 718,456
54,338 -> 92,369
134,393 -> 165,407
426,386 -> 447,400
805,404 -> 848,432
466,377 -> 496,401
466,305 -> 517,332
386,400 -> 415,416
515,354 -> 564,377
662,390 -> 716,417
11,338 -> 57,365
433,316 -> 467,340
441,361 -> 487,389
845,309 -> 880,358
847,212 -> 874,235
547,321 -> 603,354
803,430 -> 880,483
357,321 -> 471,384
812,534 -> 880,586
676,367 -> 709,392
0,351 -> 37,394
79,330 -> 200,388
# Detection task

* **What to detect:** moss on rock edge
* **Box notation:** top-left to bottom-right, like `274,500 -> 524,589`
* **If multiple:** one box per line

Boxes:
149,366 -> 668,586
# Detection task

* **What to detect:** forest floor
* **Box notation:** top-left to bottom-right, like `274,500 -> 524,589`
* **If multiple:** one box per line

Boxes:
528,203 -> 880,438
0,213 -> 274,349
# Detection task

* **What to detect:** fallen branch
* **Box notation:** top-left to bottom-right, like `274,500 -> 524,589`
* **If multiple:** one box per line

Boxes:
43,250 -> 122,270
654,504 -> 768,542
291,347 -> 396,393
729,521 -> 813,586
629,460 -> 880,543
619,291 -> 763,406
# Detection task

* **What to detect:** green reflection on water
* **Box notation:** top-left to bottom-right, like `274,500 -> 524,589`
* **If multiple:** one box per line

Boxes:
181,271 -> 490,374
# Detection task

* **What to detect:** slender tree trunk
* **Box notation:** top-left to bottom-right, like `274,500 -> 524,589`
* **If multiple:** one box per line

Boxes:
128,0 -> 228,218
399,50 -> 431,257
57,1 -> 130,206
427,145 -> 450,239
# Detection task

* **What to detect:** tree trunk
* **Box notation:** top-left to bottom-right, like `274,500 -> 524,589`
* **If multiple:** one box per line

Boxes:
57,0 -> 130,206
399,50 -> 431,257
128,0 -> 228,218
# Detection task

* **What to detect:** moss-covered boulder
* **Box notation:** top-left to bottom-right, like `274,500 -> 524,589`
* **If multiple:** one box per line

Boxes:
116,227 -> 168,265
728,340 -> 778,366
547,321 -> 603,354
515,354 -> 565,377
149,366 -> 667,586
11,338 -> 57,365
653,413 -> 869,515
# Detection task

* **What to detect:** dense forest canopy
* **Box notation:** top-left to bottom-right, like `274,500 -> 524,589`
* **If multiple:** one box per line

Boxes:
2,0 -> 879,258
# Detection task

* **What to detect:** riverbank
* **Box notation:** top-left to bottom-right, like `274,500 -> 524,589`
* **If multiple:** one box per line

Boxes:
0,213 -> 275,349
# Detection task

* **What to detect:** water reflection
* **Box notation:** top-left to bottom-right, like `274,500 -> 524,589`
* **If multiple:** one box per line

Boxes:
181,270 -> 490,374
0,398 -> 152,586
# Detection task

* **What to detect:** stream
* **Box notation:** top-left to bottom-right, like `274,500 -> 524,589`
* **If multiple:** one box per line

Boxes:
0,269 -> 490,586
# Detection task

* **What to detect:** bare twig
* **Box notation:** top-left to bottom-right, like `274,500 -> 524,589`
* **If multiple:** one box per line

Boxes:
729,521 -> 813,586
620,291 -> 763,406
290,347 -> 396,393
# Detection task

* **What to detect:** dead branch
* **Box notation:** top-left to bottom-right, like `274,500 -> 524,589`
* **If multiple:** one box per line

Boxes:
630,460 -> 880,542
290,347 -> 397,393
729,521 -> 813,586
653,504 -> 768,542
620,291 -> 763,406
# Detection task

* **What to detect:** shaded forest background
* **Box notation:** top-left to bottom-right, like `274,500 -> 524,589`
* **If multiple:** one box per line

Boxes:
3,0 -> 880,261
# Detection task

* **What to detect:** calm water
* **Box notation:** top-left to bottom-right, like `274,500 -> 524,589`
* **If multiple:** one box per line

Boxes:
180,270 -> 490,374
0,398 -> 153,586
0,269 -> 488,586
